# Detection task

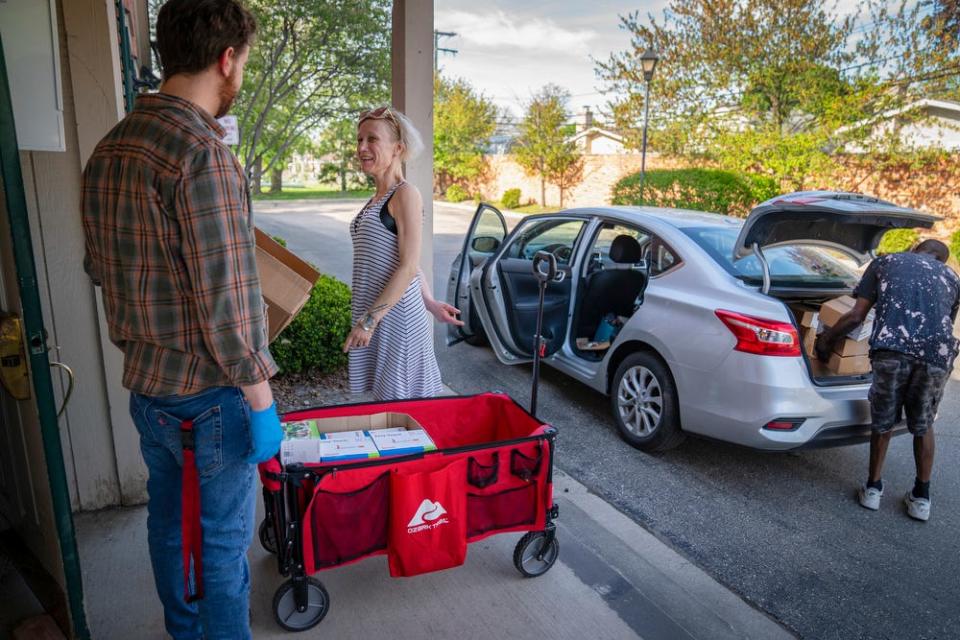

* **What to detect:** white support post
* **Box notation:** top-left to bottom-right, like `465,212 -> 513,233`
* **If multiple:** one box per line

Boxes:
392,0 -> 435,291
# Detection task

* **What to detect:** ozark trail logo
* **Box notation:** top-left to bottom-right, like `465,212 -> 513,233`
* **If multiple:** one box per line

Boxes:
407,499 -> 449,533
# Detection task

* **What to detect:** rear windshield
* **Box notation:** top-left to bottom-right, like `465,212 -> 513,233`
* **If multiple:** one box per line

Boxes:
682,226 -> 861,288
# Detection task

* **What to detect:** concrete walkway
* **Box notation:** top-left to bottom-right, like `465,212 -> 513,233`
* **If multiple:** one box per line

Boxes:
75,467 -> 792,639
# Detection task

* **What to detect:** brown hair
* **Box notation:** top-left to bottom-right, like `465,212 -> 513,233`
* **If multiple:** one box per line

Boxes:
156,0 -> 257,78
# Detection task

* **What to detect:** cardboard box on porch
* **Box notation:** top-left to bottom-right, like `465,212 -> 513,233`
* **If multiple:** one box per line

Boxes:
254,228 -> 320,342
827,352 -> 871,376
818,295 -> 874,342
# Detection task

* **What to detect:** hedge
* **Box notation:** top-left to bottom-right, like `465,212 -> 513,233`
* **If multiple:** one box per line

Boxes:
610,168 -> 779,217
501,188 -> 522,209
877,228 -> 920,255
269,273 -> 353,374
445,184 -> 469,203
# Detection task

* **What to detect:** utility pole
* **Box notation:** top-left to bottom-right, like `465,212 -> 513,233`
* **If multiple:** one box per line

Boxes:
434,30 -> 458,73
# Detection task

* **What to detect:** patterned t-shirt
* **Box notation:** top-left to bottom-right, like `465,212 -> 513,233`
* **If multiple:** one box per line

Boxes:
854,252 -> 960,369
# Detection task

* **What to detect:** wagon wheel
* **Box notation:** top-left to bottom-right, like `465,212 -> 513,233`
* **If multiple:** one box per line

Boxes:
513,531 -> 559,578
259,519 -> 277,555
272,577 -> 330,632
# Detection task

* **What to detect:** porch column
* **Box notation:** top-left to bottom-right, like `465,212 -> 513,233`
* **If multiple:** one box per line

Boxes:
391,0 -> 435,290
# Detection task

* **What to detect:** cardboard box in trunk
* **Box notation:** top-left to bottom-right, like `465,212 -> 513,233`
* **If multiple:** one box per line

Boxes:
255,228 -> 320,342
801,326 -> 818,358
818,295 -> 874,342
799,310 -> 819,330
828,352 -> 871,376
833,337 -> 870,357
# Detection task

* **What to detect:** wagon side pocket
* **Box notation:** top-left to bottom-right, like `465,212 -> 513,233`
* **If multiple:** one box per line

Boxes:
467,453 -> 499,489
305,472 -> 389,570
510,447 -> 542,482
388,459 -> 468,577
467,483 -> 537,537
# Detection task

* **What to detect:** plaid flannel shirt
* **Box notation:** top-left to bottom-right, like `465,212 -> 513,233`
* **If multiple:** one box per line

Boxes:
81,93 -> 277,396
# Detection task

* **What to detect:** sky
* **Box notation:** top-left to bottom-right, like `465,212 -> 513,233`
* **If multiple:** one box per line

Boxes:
433,0 -> 893,122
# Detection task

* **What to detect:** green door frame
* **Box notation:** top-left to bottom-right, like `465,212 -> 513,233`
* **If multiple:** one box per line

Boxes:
0,34 -> 91,640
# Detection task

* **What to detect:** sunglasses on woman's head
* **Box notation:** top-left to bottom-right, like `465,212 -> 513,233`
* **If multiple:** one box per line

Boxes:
359,106 -> 396,123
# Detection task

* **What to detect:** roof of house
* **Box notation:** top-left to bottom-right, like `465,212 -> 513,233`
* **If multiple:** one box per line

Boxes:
567,126 -> 626,145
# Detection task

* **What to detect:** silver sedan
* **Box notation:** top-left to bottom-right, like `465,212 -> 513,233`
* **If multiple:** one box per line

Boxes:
447,192 -> 937,452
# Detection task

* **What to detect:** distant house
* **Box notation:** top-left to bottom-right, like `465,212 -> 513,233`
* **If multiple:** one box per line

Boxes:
842,98 -> 960,153
567,107 -> 636,155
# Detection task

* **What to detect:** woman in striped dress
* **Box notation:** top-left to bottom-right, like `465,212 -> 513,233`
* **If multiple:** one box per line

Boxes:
342,106 -> 463,400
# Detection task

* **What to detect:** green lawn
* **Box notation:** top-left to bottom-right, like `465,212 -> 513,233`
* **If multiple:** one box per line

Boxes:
252,186 -> 373,201
512,203 -> 560,215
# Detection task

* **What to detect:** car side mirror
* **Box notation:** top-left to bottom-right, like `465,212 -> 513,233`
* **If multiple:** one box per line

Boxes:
471,236 -> 501,253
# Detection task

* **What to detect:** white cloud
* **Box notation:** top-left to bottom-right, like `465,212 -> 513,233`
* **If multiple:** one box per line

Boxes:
437,9 -> 597,55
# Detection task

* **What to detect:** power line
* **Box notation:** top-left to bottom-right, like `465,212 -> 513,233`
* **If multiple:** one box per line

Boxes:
434,30 -> 458,72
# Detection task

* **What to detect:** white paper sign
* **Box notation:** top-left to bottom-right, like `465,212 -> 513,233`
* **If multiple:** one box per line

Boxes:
217,115 -> 239,145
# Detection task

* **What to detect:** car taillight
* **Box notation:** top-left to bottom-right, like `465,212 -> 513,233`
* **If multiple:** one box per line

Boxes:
763,418 -> 806,431
715,310 -> 800,357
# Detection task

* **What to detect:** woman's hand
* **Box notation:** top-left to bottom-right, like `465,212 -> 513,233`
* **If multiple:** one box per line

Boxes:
425,298 -> 464,326
342,323 -> 374,352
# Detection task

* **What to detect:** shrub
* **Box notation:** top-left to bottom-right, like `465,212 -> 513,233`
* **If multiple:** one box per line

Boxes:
269,274 -> 352,374
501,188 -> 522,209
445,184 -> 469,202
610,168 -> 778,216
877,228 -> 920,255
951,229 -> 960,263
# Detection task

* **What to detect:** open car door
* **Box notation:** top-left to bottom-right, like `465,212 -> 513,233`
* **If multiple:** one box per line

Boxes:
446,203 -> 507,346
472,216 -> 587,365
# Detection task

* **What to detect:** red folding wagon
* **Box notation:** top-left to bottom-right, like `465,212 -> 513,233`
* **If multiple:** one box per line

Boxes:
257,252 -> 564,631
257,392 -> 559,631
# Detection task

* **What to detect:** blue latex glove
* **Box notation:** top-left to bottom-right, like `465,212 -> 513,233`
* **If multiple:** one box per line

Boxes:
246,402 -> 283,464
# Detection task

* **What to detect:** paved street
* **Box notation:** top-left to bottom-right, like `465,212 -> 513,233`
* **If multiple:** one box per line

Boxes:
255,198 -> 960,640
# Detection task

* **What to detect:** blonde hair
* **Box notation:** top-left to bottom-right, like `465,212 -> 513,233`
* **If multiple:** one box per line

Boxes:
358,105 -> 423,161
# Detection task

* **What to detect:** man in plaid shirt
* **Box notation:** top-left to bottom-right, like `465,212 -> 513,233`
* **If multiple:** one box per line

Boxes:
81,1 -> 280,637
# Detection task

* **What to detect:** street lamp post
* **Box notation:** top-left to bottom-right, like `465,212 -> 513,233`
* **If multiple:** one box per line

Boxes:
638,48 -> 659,203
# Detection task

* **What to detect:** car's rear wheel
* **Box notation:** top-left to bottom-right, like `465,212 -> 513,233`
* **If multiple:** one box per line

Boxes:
611,351 -> 685,452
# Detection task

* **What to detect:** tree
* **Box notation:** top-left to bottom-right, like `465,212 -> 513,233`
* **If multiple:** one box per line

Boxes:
515,85 -> 583,206
433,75 -> 498,194
596,0 -> 867,189
597,0 -> 960,191
234,0 -> 390,188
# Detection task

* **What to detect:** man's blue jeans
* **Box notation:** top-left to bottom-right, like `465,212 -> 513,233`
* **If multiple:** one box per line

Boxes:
130,386 -> 255,640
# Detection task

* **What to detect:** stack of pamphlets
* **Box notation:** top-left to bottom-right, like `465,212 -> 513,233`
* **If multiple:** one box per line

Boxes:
318,429 -> 380,462
279,414 -> 437,464
368,427 -> 437,457
280,422 -> 380,464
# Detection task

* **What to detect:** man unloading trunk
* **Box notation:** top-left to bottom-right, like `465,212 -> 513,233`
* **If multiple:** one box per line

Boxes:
815,240 -> 959,522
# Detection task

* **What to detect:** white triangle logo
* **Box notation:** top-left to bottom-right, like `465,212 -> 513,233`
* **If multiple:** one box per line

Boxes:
407,499 -> 447,527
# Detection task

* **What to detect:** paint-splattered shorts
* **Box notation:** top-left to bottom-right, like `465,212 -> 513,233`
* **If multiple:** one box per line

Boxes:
869,350 -> 950,436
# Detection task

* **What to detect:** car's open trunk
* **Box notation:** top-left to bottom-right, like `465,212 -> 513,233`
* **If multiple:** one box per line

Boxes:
776,294 -> 873,386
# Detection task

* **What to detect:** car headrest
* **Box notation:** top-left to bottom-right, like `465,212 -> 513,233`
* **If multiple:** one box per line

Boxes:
609,235 -> 643,263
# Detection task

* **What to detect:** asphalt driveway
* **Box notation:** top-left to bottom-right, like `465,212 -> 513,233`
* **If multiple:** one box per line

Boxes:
255,198 -> 960,640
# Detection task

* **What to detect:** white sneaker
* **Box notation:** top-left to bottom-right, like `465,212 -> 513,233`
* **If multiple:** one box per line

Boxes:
858,484 -> 883,510
904,492 -> 931,522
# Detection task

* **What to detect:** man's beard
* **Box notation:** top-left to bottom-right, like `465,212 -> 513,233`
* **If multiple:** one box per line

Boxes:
215,69 -> 239,118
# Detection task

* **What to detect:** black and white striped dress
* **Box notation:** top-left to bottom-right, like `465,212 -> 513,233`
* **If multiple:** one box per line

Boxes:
348,181 -> 443,400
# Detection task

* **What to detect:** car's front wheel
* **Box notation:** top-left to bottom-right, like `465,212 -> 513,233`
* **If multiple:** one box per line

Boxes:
611,351 -> 685,452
